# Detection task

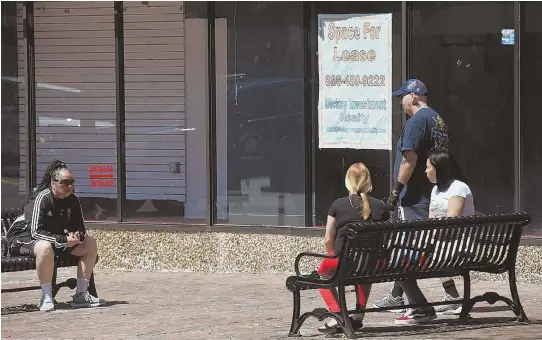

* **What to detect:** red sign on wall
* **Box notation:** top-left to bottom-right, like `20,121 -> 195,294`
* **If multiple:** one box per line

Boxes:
89,165 -> 114,187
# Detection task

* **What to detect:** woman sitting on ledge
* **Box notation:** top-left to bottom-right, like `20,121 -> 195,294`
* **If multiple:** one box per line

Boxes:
317,162 -> 390,334
7,160 -> 105,312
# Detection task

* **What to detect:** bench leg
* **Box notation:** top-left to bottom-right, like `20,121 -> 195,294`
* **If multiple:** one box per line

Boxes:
288,289 -> 302,336
338,282 -> 357,339
509,267 -> 528,322
52,266 -> 59,303
459,272 -> 473,319
88,273 -> 98,298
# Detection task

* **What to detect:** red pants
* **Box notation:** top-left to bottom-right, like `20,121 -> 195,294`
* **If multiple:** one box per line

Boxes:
317,255 -> 371,313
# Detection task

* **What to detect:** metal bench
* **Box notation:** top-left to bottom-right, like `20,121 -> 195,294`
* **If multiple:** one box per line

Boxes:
1,208 -> 98,300
286,213 -> 531,339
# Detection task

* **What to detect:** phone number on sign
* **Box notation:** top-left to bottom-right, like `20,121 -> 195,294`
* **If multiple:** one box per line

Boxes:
325,75 -> 386,87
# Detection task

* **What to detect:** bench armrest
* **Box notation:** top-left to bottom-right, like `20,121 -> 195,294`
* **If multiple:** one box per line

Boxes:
294,252 -> 339,277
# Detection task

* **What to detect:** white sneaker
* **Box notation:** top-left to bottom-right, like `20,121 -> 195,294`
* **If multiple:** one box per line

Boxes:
434,293 -> 462,315
39,294 -> 55,312
372,293 -> 406,313
71,291 -> 105,308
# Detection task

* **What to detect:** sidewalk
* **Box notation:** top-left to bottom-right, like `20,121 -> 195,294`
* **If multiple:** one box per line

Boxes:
2,269 -> 542,339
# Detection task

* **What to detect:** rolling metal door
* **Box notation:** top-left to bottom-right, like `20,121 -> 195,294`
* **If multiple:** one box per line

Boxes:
19,1 -> 186,203
33,1 -> 116,198
17,2 -> 26,194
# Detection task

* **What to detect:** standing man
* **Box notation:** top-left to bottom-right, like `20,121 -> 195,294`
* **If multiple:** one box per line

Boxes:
373,79 -> 462,315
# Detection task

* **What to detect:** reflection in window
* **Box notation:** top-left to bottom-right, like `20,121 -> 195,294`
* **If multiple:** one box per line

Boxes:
33,1 -> 117,221
1,1 -> 26,209
311,2 -> 402,226
122,1 -> 207,224
215,2 -> 305,226
410,1 -> 515,214
521,2 -> 542,235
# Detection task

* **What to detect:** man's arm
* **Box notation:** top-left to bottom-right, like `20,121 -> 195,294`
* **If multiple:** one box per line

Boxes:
387,115 -> 425,211
387,150 -> 418,210
397,150 -> 418,185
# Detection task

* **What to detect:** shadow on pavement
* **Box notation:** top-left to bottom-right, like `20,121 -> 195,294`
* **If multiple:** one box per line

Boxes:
1,300 -> 129,316
320,317 -> 542,338
471,305 -> 514,313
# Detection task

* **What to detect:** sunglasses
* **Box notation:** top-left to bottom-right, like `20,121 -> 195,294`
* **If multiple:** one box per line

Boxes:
55,179 -> 75,186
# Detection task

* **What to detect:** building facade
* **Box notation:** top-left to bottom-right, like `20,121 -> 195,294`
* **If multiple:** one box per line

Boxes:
2,1 -> 542,239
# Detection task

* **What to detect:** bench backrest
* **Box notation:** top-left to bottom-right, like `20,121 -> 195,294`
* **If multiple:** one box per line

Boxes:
336,213 -> 530,283
1,208 -> 24,236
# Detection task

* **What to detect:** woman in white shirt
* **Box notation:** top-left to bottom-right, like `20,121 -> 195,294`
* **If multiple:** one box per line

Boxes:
425,151 -> 475,315
427,152 -> 475,219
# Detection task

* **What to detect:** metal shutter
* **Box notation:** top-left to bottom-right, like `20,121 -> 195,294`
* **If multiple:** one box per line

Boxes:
124,1 -> 186,202
33,1 -> 116,198
17,2 -> 26,195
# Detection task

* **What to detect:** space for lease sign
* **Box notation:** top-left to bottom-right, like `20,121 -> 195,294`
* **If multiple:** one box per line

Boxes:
318,13 -> 392,150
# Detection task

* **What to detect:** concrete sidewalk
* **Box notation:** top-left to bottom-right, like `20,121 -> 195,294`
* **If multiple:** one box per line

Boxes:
2,269 -> 542,339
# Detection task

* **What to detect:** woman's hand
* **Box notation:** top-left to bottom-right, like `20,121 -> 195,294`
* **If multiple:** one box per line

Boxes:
73,231 -> 85,242
67,232 -> 81,248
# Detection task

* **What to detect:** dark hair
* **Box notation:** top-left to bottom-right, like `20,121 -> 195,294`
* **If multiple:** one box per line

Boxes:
29,160 -> 69,197
428,151 -> 454,192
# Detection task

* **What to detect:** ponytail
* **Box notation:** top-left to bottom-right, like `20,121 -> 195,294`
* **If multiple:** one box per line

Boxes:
345,162 -> 373,220
359,192 -> 372,220
28,160 -> 69,198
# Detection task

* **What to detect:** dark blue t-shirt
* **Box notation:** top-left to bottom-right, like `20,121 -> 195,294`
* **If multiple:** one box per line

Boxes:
393,107 -> 449,207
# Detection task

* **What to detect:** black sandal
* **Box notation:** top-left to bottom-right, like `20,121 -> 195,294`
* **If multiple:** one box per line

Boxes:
317,318 -> 363,334
318,322 -> 341,334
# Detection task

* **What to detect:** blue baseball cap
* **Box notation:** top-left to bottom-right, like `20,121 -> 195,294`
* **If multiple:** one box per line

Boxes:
392,79 -> 428,97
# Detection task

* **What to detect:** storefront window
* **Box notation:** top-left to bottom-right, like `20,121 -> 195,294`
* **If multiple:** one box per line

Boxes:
521,2 -> 542,236
6,1 -> 541,232
410,1 -> 515,214
311,2 -> 402,226
33,1 -> 117,220
1,1 -> 26,210
122,1 -> 208,224
214,2 -> 305,225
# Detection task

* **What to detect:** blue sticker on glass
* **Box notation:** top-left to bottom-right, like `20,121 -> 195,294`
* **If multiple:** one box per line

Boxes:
501,29 -> 514,45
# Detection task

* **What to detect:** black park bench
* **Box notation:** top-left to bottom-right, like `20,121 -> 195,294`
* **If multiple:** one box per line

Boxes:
286,213 -> 531,339
1,208 -> 98,300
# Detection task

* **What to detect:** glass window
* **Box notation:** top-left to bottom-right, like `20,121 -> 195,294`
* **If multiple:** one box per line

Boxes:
521,2 -> 542,236
410,2 -> 515,214
214,2 -> 305,226
311,2 -> 402,226
122,1 -> 208,224
1,2 -> 26,209
33,1 -> 117,221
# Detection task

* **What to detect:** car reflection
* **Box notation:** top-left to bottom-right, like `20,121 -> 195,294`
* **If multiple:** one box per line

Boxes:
226,76 -> 305,195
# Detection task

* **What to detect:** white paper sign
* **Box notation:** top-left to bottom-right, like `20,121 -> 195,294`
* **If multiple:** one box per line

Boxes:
318,13 -> 392,150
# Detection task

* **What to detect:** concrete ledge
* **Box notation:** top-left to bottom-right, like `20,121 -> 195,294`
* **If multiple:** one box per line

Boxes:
89,227 -> 542,284
88,222 -> 326,237
88,222 -> 542,245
